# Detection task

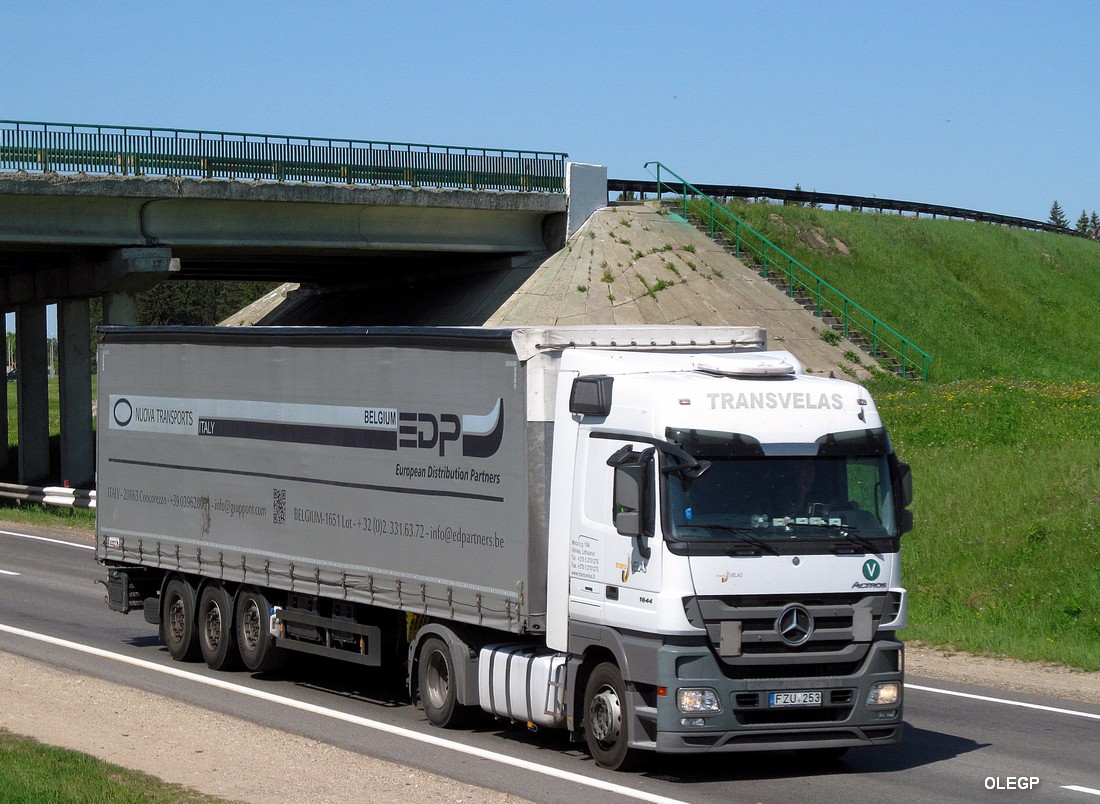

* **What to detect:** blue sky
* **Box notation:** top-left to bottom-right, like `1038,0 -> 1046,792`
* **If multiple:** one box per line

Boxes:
1,2 -> 1096,225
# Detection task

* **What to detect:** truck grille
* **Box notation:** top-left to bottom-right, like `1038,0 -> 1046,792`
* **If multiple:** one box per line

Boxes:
684,592 -> 897,679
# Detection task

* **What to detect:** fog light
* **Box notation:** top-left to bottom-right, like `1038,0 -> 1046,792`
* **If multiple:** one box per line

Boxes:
875,709 -> 899,720
678,688 -> 721,713
680,717 -> 706,727
866,681 -> 901,707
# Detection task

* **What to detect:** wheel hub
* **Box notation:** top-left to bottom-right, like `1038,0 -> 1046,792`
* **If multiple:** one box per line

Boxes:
204,603 -> 223,648
590,686 -> 622,746
242,602 -> 261,650
168,599 -> 186,642
425,652 -> 450,710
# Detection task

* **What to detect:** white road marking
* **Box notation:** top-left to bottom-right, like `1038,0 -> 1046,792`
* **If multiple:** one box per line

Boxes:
0,623 -> 688,804
906,683 -> 1100,721
0,568 -> 20,576
0,529 -> 96,550
1063,786 -> 1100,797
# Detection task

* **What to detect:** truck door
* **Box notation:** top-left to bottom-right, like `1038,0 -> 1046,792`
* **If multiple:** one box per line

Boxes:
568,435 -> 662,627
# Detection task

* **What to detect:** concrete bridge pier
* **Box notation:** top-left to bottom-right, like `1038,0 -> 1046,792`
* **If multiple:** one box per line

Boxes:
15,304 -> 49,484
2,247 -> 176,488
59,297 -> 93,488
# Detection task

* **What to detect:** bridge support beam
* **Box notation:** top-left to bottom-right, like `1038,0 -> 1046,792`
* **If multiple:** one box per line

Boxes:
59,298 -> 94,488
100,247 -> 177,325
103,291 -> 138,325
16,304 -> 49,484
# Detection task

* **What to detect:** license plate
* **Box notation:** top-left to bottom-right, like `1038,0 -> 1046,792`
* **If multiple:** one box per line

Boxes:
769,691 -> 823,708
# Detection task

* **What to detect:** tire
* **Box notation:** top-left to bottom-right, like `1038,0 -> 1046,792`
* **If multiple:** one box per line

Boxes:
583,662 -> 637,771
197,585 -> 241,671
162,578 -> 201,662
234,586 -> 288,673
418,636 -> 471,728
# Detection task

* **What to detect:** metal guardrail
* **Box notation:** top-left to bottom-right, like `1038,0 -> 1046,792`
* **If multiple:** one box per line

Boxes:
0,120 -> 567,193
644,161 -> 932,381
0,482 -> 95,509
610,178 -> 1090,239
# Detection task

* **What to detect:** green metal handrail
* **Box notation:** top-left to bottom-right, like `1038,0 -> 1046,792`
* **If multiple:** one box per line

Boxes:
0,120 -> 567,193
645,161 -> 931,381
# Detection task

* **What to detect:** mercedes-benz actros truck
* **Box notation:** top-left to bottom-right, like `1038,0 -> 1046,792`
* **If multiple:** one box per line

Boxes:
97,325 -> 912,769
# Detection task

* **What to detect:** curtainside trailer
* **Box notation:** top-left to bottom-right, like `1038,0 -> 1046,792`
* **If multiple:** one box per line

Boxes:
97,325 -> 912,769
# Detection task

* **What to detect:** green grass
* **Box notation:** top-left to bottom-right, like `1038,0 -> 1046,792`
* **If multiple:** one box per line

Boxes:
733,202 -> 1100,669
0,730 -> 223,802
872,378 -> 1100,669
722,202 -> 1100,383
0,501 -> 95,528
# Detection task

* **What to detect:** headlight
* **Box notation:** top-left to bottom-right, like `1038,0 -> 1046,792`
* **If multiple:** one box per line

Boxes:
866,681 -> 901,707
678,688 -> 721,713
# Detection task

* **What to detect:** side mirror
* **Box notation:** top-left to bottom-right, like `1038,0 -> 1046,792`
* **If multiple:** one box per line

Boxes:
613,462 -> 644,537
897,462 -> 913,508
891,459 -> 914,535
607,445 -> 654,548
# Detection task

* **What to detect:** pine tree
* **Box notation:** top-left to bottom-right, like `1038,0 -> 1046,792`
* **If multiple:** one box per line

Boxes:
1049,201 -> 1069,228
1076,211 -> 1090,232
1089,211 -> 1100,237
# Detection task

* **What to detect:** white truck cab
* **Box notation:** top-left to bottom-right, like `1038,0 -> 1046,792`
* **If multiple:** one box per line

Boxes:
542,343 -> 910,766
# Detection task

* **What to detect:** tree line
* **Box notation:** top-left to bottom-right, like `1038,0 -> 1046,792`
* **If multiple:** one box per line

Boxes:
1048,201 -> 1099,236
91,280 -> 279,328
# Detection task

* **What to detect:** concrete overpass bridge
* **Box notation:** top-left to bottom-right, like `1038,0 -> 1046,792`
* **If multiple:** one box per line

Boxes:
0,120 -> 607,488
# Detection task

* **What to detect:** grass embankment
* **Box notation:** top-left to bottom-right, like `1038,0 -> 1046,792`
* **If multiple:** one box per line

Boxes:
0,730 -> 219,802
725,202 -> 1100,669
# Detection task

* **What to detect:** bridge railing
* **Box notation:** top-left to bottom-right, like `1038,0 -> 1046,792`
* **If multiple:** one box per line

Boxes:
609,178 -> 1091,239
0,120 -> 567,193
645,161 -> 931,381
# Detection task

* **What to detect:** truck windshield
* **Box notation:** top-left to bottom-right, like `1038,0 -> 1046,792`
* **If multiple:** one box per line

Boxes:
663,428 -> 899,545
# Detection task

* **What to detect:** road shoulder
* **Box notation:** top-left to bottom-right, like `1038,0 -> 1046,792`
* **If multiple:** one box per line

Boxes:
0,650 -> 525,803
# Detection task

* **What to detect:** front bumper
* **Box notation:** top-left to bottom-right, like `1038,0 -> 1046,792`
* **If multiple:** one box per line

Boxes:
645,638 -> 904,754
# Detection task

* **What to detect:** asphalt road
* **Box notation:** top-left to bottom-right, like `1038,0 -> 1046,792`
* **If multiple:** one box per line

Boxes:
2,525 -> 1098,803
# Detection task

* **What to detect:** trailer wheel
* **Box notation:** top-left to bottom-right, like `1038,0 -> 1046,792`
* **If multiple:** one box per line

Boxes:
418,636 -> 471,728
583,662 -> 637,770
163,578 -> 201,662
235,587 -> 288,673
197,585 -> 240,671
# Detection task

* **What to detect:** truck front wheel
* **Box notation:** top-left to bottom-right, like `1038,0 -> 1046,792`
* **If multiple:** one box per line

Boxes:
197,585 -> 240,671
583,662 -> 637,770
163,578 -> 201,662
418,636 -> 471,728
234,587 -> 288,673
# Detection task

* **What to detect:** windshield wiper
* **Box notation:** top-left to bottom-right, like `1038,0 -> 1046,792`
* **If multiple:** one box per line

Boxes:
830,530 -> 881,554
782,521 -> 880,553
704,525 -> 780,556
